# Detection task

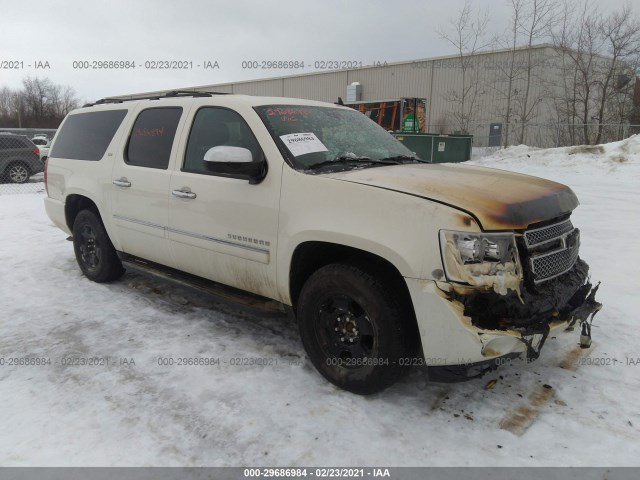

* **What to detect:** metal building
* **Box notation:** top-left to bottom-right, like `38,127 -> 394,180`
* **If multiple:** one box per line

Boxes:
120,44 -> 633,148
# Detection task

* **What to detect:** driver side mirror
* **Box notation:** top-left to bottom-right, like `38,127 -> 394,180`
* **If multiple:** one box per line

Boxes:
203,146 -> 267,184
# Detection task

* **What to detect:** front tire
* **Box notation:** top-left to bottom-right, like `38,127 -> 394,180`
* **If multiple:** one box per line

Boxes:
72,210 -> 124,282
297,263 -> 413,394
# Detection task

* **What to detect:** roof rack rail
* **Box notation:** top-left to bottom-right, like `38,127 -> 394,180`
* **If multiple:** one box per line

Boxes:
82,90 -> 228,107
165,90 -> 226,97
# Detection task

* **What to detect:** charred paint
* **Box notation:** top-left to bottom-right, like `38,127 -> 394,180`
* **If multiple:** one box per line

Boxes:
480,347 -> 502,358
455,212 -> 475,228
445,258 -> 601,334
325,163 -> 579,230
441,234 -> 522,296
494,188 -> 578,229
431,268 -> 445,280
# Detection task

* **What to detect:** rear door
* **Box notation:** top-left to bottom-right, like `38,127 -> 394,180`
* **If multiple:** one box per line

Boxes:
110,102 -> 190,265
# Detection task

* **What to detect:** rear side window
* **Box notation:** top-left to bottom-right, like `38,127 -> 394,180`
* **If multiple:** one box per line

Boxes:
126,107 -> 182,169
50,109 -> 127,161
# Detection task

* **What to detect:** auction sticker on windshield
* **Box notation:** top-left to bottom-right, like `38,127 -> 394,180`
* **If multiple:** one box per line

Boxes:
280,132 -> 328,156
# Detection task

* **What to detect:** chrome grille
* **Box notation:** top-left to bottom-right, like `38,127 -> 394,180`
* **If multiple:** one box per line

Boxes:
524,219 -> 574,247
524,220 -> 580,283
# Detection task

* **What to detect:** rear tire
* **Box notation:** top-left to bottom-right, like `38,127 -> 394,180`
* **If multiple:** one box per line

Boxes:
7,163 -> 30,183
297,263 -> 413,395
72,210 -> 124,282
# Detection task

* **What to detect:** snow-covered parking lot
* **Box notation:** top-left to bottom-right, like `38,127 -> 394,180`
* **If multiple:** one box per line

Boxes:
1,138 -> 639,467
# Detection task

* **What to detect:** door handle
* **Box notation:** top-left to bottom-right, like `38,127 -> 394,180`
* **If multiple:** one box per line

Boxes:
172,189 -> 197,199
112,178 -> 131,188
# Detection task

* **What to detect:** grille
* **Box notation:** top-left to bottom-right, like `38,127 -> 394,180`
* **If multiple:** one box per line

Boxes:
524,220 -> 580,283
524,219 -> 574,247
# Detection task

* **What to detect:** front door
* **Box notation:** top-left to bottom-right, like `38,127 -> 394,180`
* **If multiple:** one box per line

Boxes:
167,106 -> 281,299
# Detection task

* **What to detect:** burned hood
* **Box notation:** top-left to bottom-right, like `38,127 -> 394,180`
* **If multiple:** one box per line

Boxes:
322,163 -> 579,230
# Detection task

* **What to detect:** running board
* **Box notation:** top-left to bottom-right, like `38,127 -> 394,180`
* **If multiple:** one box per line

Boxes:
119,253 -> 286,317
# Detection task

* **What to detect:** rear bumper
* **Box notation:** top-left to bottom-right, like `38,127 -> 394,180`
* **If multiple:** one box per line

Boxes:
405,259 -> 601,368
44,196 -> 71,235
26,156 -> 44,174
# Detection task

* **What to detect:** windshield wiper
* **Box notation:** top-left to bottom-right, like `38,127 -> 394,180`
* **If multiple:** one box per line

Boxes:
379,155 -> 430,163
307,155 -> 401,171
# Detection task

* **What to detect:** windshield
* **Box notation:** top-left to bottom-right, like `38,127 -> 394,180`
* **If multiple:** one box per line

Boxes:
255,105 -> 422,172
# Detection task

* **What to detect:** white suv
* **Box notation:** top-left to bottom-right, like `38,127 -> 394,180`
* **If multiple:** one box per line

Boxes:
44,91 -> 601,394
31,135 -> 51,161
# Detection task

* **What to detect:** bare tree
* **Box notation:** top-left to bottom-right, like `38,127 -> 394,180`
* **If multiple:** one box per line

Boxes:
438,1 -> 492,134
0,77 -> 79,128
0,87 -> 14,121
549,0 -> 581,144
593,5 -> 640,143
22,77 -> 55,121
552,1 -> 602,144
550,2 -> 640,145
491,0 -> 526,146
514,0 -> 559,143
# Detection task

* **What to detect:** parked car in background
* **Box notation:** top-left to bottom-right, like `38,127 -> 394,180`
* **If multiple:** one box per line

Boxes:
31,135 -> 51,161
0,133 -> 43,183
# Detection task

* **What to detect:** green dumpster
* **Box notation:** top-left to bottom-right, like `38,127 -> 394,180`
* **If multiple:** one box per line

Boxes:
392,133 -> 473,163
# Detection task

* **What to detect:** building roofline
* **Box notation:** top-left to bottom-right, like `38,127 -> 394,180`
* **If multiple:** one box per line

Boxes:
112,43 -> 559,99
187,44 -> 557,89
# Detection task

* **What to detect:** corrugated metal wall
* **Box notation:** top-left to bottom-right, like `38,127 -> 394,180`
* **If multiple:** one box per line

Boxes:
124,45 -> 567,147
283,71 -> 348,101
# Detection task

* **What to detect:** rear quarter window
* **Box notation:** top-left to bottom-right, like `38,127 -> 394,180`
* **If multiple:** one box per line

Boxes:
50,109 -> 128,161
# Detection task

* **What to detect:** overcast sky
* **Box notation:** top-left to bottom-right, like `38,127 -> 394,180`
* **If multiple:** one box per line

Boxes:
0,0 -> 633,102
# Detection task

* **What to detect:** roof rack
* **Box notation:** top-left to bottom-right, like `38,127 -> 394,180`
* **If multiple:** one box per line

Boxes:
82,90 -> 228,107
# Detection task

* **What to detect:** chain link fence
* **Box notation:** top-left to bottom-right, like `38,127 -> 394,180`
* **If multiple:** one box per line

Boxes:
0,178 -> 45,195
425,123 -> 640,149
0,122 -> 637,196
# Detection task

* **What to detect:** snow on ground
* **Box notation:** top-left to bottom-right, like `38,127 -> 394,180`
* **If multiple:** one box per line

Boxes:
1,137 -> 639,467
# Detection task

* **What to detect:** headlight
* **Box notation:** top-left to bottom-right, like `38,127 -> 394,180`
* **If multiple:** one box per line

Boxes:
439,230 -> 522,295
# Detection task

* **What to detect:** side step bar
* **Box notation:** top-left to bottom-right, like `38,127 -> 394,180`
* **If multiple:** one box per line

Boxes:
119,253 -> 286,317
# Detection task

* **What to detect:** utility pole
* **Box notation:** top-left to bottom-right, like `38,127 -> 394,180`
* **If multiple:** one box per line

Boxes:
17,97 -> 22,128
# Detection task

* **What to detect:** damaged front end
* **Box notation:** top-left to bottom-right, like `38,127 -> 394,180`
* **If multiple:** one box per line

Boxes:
437,217 -> 602,377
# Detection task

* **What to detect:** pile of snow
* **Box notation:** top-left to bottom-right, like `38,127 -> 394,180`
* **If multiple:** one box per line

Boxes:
0,137 -> 639,467
470,134 -> 640,179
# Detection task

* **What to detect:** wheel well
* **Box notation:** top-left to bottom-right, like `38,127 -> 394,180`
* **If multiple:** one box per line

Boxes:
6,161 -> 30,172
290,241 -> 421,354
65,195 -> 99,231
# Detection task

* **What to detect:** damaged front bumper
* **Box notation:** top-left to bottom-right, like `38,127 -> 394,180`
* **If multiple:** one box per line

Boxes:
405,258 -> 602,380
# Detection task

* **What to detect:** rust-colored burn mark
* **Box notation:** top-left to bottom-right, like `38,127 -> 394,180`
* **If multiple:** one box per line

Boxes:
500,343 -> 594,435
457,213 -> 474,227
330,163 -> 579,230
500,384 -> 555,436
558,344 -> 593,371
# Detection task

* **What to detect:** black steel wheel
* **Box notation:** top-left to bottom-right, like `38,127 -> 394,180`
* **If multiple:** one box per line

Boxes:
297,263 -> 413,394
72,210 -> 124,282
